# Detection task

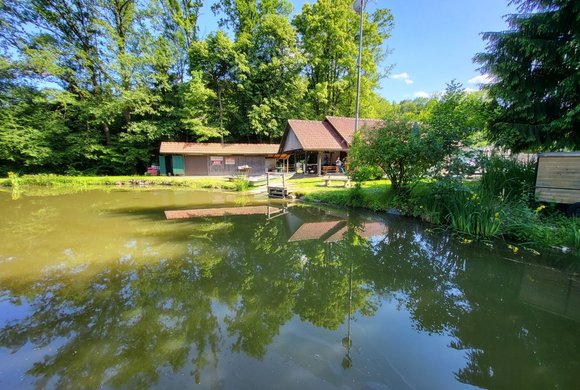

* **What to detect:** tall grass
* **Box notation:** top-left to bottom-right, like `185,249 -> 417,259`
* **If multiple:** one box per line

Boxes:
420,154 -> 536,239
0,174 -> 237,190
232,176 -> 251,191
8,171 -> 22,200
479,153 -> 536,201
446,192 -> 504,237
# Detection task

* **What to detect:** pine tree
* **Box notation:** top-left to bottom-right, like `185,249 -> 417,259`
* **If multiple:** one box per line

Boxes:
475,0 -> 580,151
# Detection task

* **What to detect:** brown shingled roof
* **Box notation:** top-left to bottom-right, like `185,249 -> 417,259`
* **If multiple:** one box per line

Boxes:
160,142 -> 279,155
279,116 -> 383,153
286,120 -> 347,151
288,220 -> 344,242
325,116 -> 384,146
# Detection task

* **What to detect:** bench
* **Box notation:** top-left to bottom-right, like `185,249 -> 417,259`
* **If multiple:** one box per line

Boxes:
322,165 -> 339,174
324,174 -> 351,187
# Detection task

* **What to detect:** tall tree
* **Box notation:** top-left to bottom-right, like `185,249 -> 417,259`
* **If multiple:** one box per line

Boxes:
211,0 -> 305,141
190,31 -> 246,139
293,0 -> 393,118
1,0 -> 116,146
157,0 -> 203,83
474,0 -> 580,151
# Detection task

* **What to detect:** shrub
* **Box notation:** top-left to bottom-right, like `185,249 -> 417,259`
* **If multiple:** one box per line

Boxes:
350,83 -> 471,196
503,203 -> 580,251
349,116 -> 452,195
350,165 -> 383,182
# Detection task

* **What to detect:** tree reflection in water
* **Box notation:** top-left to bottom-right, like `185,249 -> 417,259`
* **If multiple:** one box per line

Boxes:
0,204 -> 579,388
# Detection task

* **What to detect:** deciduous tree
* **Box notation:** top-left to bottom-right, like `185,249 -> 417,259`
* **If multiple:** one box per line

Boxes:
293,0 -> 393,118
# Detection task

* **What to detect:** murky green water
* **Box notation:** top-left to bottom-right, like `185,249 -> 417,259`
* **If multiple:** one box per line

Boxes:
0,189 -> 579,389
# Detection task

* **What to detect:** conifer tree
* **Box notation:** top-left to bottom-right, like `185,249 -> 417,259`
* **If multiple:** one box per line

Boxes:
475,0 -> 580,151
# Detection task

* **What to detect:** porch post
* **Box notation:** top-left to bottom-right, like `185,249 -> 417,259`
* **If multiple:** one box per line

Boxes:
317,151 -> 322,176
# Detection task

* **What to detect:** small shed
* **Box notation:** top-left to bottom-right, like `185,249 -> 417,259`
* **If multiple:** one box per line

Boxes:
159,142 -> 281,177
535,152 -> 580,215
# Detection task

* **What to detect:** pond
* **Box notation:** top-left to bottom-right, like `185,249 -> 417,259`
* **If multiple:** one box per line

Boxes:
0,189 -> 579,389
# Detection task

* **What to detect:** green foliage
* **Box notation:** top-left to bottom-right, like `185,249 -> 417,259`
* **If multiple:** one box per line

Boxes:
350,164 -> 384,182
474,0 -> 580,151
445,190 -> 504,237
206,0 -> 307,141
303,182 -> 391,212
232,176 -> 251,191
0,0 -> 396,173
0,174 -> 236,190
350,82 -> 486,196
502,201 -> 580,251
293,0 -> 393,117
479,153 -> 536,201
290,172 -> 580,251
349,116 -> 419,195
426,81 -> 491,151
421,154 -> 528,239
190,31 -> 246,135
350,118 -> 443,195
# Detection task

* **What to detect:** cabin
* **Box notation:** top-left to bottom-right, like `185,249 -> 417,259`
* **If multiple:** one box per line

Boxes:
278,116 -> 383,175
535,152 -> 580,216
159,142 -> 283,177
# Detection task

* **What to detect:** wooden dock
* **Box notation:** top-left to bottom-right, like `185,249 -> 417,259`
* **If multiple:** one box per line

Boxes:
267,172 -> 291,199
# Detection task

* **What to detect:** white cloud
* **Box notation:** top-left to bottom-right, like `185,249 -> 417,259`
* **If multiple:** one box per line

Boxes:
392,72 -> 414,85
413,91 -> 430,98
392,72 -> 410,80
468,74 -> 493,85
464,87 -> 478,94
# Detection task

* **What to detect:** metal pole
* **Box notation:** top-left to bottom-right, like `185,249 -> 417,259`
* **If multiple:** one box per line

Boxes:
354,0 -> 365,134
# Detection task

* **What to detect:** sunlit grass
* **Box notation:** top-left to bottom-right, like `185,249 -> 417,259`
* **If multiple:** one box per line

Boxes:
0,174 -> 237,190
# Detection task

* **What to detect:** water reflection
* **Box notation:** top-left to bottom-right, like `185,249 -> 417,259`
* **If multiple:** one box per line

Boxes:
519,265 -> 580,321
0,195 -> 579,389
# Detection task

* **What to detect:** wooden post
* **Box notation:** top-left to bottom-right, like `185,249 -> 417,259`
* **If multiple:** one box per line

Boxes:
317,152 -> 322,176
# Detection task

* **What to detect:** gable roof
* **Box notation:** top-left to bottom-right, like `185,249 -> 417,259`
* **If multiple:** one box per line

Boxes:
325,116 -> 384,146
284,120 -> 347,152
160,142 -> 279,156
279,116 -> 383,153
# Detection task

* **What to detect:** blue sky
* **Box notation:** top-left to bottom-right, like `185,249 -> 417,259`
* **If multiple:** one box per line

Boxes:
197,0 -> 516,102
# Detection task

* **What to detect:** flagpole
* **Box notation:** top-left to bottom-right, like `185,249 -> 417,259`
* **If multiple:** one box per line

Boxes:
354,0 -> 365,134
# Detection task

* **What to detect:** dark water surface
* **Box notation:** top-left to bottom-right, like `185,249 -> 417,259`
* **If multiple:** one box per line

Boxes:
0,189 -> 579,389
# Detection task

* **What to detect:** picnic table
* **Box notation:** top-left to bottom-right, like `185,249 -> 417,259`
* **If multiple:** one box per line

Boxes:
323,174 -> 351,187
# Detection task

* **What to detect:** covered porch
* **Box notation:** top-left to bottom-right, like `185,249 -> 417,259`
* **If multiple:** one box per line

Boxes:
290,150 -> 347,175
278,119 -> 349,176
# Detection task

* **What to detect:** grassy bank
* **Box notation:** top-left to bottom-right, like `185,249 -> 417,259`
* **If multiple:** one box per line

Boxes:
0,173 -> 238,190
302,178 -> 579,255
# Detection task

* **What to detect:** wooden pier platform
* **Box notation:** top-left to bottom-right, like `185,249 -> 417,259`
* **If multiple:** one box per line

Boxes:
266,172 -> 291,199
